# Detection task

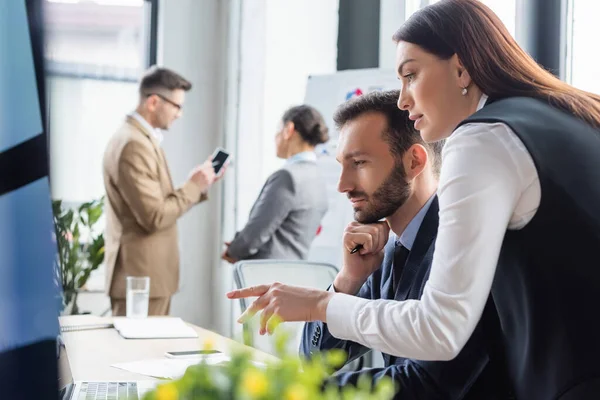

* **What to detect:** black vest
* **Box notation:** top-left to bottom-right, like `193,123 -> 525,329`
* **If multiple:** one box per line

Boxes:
458,97 -> 600,399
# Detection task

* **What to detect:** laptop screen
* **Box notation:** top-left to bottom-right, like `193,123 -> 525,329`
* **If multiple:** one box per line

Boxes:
0,0 -> 62,397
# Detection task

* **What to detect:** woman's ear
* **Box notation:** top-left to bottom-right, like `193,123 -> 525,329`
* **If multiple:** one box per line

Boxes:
283,121 -> 295,140
403,143 -> 428,180
451,54 -> 473,90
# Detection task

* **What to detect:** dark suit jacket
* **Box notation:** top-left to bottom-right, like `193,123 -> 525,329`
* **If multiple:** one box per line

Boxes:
301,198 -> 512,399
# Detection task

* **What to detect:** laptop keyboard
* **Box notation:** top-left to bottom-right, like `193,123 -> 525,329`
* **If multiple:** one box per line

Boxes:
78,382 -> 138,400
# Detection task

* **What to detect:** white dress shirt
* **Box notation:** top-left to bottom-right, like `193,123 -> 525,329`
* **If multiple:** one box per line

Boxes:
326,94 -> 542,360
396,193 -> 436,251
130,111 -> 163,145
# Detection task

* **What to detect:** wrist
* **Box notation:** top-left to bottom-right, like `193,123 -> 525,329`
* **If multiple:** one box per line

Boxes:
333,271 -> 368,295
188,178 -> 204,190
315,290 -> 334,322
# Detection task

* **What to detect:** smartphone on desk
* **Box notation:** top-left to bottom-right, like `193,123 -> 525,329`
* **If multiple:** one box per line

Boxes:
211,147 -> 231,174
165,349 -> 223,359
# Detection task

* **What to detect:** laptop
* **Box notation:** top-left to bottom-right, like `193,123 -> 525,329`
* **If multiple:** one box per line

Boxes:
58,337 -> 158,400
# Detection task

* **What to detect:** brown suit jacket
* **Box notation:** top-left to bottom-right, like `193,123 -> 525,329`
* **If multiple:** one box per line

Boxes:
102,116 -> 207,299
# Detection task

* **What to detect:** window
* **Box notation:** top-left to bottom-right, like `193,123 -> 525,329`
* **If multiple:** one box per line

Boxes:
566,0 -> 600,94
45,0 -> 156,204
404,0 -> 516,38
45,0 -> 156,292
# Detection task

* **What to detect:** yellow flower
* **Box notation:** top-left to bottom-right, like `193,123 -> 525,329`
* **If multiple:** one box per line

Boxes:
202,337 -> 216,351
241,368 -> 269,397
155,383 -> 178,400
284,383 -> 309,400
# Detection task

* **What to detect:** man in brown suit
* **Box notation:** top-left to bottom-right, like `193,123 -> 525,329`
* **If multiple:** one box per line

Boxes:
103,67 -> 222,316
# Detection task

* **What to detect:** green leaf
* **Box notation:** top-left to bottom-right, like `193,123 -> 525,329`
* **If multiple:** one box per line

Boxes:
88,205 -> 103,226
52,196 -> 106,301
324,349 -> 347,370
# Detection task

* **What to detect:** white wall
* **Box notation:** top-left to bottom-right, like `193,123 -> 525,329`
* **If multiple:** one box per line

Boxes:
157,0 -> 230,328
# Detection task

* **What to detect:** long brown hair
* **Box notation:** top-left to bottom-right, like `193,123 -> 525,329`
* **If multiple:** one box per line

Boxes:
393,0 -> 600,129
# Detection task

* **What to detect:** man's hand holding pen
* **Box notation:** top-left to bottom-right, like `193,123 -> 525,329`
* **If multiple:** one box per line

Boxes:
332,221 -> 390,295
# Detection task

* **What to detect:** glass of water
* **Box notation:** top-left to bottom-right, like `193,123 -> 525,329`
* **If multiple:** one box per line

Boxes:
126,276 -> 150,318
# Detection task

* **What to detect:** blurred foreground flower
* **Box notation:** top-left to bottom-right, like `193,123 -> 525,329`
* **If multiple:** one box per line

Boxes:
155,383 -> 178,400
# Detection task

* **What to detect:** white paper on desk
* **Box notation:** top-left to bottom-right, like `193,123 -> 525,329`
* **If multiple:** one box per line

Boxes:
112,356 -> 268,380
111,355 -> 231,379
112,317 -> 198,339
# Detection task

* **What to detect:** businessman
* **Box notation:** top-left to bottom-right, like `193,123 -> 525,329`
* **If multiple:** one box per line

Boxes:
232,91 -> 511,398
103,66 -> 224,316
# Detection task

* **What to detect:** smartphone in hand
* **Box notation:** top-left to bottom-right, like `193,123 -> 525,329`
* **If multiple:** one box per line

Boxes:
211,147 -> 231,174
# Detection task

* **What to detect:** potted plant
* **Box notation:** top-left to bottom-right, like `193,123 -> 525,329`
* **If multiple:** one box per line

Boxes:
52,197 -> 105,315
143,326 -> 397,400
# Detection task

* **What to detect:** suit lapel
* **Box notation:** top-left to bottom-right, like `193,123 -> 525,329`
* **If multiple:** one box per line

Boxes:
159,148 -> 175,191
126,116 -> 162,156
126,116 -> 173,189
393,196 -> 439,301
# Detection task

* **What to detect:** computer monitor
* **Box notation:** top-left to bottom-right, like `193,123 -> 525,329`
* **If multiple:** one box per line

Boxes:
0,0 -> 61,398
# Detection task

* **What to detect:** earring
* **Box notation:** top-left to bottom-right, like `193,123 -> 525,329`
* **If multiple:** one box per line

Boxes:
461,87 -> 468,96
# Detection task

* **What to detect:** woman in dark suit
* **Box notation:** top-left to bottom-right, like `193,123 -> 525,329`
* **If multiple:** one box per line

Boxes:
229,2 -> 600,398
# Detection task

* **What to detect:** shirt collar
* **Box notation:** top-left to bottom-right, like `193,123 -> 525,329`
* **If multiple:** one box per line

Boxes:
476,93 -> 489,112
286,151 -> 317,165
396,194 -> 436,251
130,111 -> 163,145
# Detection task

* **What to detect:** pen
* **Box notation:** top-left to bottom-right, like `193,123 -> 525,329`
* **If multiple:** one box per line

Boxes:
350,244 -> 363,254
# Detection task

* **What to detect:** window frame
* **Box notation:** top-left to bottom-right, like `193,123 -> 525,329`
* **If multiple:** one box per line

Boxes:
44,0 -> 158,81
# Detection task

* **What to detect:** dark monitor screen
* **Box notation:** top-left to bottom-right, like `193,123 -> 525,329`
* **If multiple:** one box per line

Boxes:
0,0 -> 61,397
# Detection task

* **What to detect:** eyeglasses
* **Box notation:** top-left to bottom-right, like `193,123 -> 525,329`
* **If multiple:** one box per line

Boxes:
146,93 -> 183,111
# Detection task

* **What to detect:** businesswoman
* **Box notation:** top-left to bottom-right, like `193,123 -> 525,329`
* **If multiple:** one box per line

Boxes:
222,105 -> 329,262
228,1 -> 600,398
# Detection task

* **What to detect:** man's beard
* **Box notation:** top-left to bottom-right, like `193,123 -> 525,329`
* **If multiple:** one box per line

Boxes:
349,164 -> 411,224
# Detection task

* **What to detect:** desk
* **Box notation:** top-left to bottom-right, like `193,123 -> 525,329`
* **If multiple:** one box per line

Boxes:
59,315 -> 278,382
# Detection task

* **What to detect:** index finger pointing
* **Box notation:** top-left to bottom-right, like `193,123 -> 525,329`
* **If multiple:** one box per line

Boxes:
227,285 -> 270,299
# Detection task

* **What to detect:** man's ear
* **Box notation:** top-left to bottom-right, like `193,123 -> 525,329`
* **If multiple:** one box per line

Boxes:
145,94 -> 159,112
403,143 -> 428,180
